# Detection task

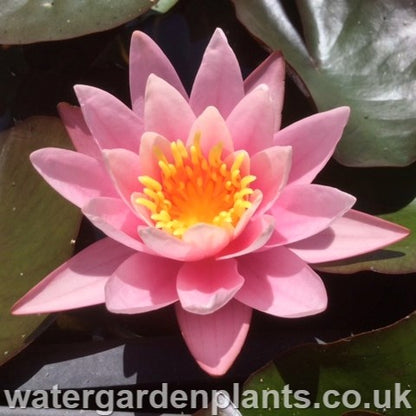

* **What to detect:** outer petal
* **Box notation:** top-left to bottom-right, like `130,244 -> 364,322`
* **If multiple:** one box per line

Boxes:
12,238 -> 134,315
244,52 -> 285,132
82,197 -> 149,252
177,259 -> 244,315
175,300 -> 252,376
226,85 -> 275,154
187,106 -> 234,156
189,28 -> 244,118
138,224 -> 231,262
144,74 -> 195,141
30,148 -> 116,208
274,107 -> 350,185
250,145 -> 292,215
218,214 -> 275,259
236,247 -> 327,318
57,103 -> 101,160
129,30 -> 187,116
267,184 -> 356,246
105,252 -> 180,314
74,85 -> 143,152
288,209 -> 410,264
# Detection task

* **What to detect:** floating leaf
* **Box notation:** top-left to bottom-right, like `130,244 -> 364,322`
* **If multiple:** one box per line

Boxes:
151,0 -> 178,13
316,199 -> 416,274
0,0 -> 156,44
233,0 -> 416,167
240,312 -> 416,415
0,117 -> 81,365
343,412 -> 384,416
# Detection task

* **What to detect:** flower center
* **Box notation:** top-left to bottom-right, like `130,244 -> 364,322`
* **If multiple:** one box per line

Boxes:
135,134 -> 256,238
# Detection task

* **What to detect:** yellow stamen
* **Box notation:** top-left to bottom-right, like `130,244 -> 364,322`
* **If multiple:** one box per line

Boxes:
139,176 -> 162,192
135,197 -> 157,213
134,134 -> 257,238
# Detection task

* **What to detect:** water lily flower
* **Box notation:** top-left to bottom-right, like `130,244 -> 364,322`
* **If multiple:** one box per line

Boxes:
12,29 -> 408,376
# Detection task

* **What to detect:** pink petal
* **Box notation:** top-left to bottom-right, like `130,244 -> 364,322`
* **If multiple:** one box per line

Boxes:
274,107 -> 350,185
74,85 -> 143,152
103,149 -> 141,208
187,106 -> 234,156
226,85 -> 275,154
236,247 -> 327,318
12,238 -> 134,315
244,52 -> 285,132
138,224 -> 231,262
144,74 -> 195,141
30,148 -> 116,208
57,102 -> 101,160
250,145 -> 292,215
129,30 -> 187,116
189,28 -> 244,118
182,224 -> 232,258
82,197 -> 149,252
175,300 -> 252,376
267,184 -> 356,246
105,252 -> 180,314
218,214 -> 275,259
177,259 -> 244,314
289,209 -> 410,264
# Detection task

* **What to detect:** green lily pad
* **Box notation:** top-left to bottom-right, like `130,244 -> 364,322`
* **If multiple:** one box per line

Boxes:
316,199 -> 416,274
151,0 -> 178,13
0,0 -> 156,44
233,0 -> 416,167
0,116 -> 81,365
343,412 -> 384,416
240,312 -> 416,415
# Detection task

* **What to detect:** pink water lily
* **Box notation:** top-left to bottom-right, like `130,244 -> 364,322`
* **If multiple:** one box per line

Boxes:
12,29 -> 408,376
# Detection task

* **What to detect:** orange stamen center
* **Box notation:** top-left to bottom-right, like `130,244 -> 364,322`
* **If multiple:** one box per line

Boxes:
134,134 -> 256,238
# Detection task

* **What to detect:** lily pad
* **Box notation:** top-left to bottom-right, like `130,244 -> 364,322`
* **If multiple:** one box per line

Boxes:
233,0 -> 416,167
151,0 -> 179,14
343,412 -> 384,416
0,116 -> 81,365
240,312 -> 416,415
316,199 -> 416,274
0,0 -> 156,44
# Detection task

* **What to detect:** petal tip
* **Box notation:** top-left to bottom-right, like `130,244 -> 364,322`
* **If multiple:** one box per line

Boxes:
146,72 -> 160,84
212,27 -> 227,41
57,101 -> 72,112
335,106 -> 351,123
391,223 -> 411,241
197,362 -> 231,377
29,147 -> 59,170
130,30 -> 155,47
73,84 -> 100,105
29,148 -> 42,164
10,303 -> 29,316
131,30 -> 146,41
73,84 -> 90,103
10,301 -> 47,316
